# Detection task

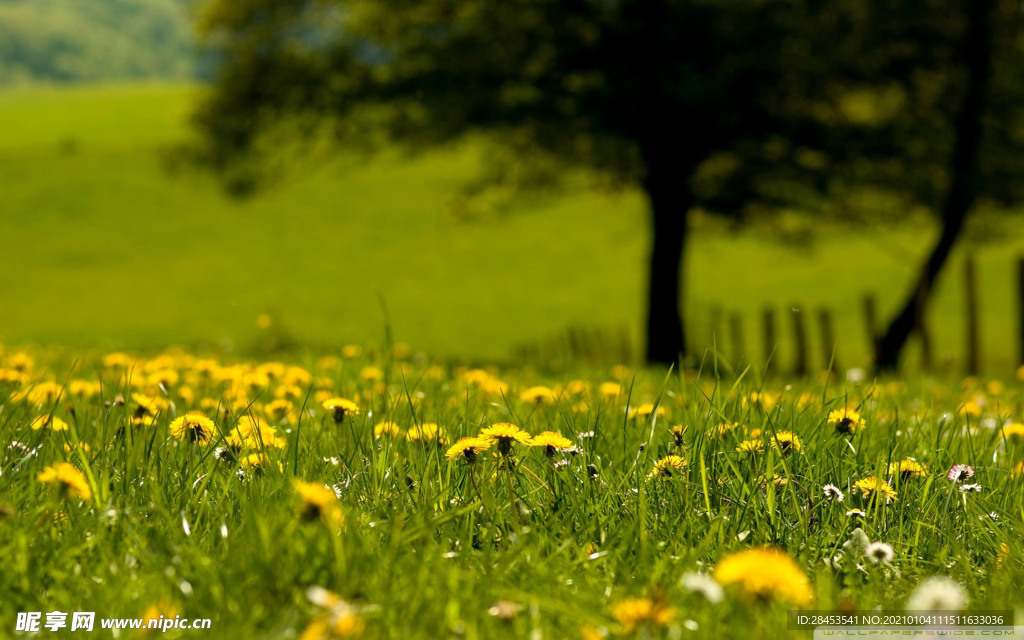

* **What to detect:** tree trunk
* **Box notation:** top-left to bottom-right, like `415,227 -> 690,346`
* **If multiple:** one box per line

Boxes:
874,0 -> 994,372
641,148 -> 698,366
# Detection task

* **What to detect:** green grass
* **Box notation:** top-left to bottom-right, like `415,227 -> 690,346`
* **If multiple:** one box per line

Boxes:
3,83 -> 1024,373
0,347 -> 1022,639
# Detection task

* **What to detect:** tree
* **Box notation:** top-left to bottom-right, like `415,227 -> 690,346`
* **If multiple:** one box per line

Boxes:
872,0 -> 1020,371
192,0 -> 1023,368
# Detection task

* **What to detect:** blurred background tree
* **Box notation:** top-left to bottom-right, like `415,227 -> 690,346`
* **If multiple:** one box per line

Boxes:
191,0 -> 1024,369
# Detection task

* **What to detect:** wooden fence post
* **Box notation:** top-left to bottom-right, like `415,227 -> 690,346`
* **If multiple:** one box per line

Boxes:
1018,258 -> 1024,367
729,312 -> 745,367
862,293 -> 878,363
762,306 -> 776,374
965,255 -> 980,375
817,307 -> 840,374
791,305 -> 808,377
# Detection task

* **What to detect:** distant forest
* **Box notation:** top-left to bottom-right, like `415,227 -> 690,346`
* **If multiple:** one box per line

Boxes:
0,0 -> 200,83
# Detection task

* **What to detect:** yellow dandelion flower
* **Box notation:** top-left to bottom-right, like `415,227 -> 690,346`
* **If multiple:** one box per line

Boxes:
888,458 -> 928,479
610,596 -> 676,633
294,480 -> 344,529
169,411 -> 216,445
714,548 -> 813,606
240,452 -> 281,476
828,408 -> 865,435
37,463 -> 92,501
265,399 -> 295,422
997,543 -> 1011,569
374,421 -> 403,438
736,439 -> 763,454
30,415 -> 69,431
650,455 -> 688,479
599,382 -> 621,398
770,431 -> 802,454
226,416 -> 286,451
530,431 -> 574,457
13,381 -> 64,406
712,421 -> 741,437
853,476 -> 897,504
68,380 -> 101,398
139,601 -> 180,637
999,423 -> 1024,441
670,425 -> 686,447
445,437 -> 492,463
407,422 -> 446,445
322,397 -> 359,423
479,422 -> 531,456
520,386 -> 556,404
632,402 -> 666,420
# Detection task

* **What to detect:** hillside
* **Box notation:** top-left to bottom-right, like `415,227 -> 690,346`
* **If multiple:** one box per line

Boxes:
0,0 -> 195,83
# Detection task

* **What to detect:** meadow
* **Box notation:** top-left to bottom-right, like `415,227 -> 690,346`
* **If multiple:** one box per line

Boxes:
1,345 -> 1022,639
3,83 -> 1024,639
4,84 -> 1024,372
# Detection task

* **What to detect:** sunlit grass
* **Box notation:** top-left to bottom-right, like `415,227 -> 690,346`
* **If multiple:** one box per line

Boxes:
0,344 -> 1021,638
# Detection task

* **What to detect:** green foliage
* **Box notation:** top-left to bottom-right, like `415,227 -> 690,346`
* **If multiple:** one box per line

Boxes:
0,0 -> 195,83
1,347 -> 1022,639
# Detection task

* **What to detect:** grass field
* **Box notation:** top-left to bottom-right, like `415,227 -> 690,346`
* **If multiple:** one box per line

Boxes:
4,84 -> 1024,372
1,346 -> 1022,639
3,84 -> 1024,640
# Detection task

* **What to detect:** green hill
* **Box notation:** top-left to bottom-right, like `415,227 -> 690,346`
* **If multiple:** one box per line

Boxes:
0,0 -> 195,83
2,83 -> 1024,372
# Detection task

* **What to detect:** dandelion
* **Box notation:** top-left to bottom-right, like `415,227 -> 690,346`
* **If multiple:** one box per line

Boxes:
998,423 -> 1024,441
294,480 -> 344,530
599,382 -> 621,398
37,463 -> 92,501
322,397 -> 359,423
407,422 -> 446,445
649,455 -> 687,479
132,393 -> 168,423
610,597 -> 676,633
828,408 -> 865,435
226,416 -> 286,451
997,543 -> 1011,569
713,548 -> 813,606
239,452 -> 280,477
374,421 -> 402,438
736,439 -> 763,454
140,601 -> 181,637
946,464 -> 974,482
681,572 -> 723,604
853,476 -> 897,504
445,437 -> 491,463
905,577 -> 967,611
770,431 -> 802,454
519,386 -> 555,404
631,402 -> 666,420
822,484 -> 845,503
530,431 -> 574,457
479,422 -> 531,456
889,458 -> 928,479
169,411 -> 216,445
30,415 -> 68,431
670,425 -> 686,447
712,421 -> 740,437
865,541 -> 895,564
301,588 -> 364,639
